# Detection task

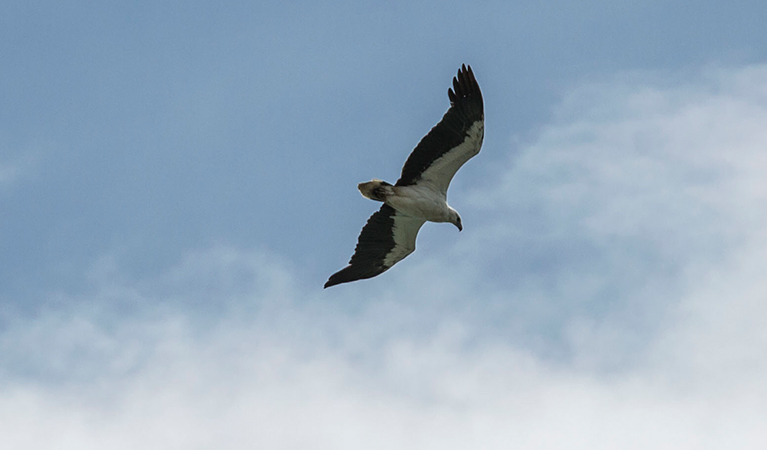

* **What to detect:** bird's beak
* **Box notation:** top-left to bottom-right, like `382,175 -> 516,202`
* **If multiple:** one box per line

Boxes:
456,223 -> 463,232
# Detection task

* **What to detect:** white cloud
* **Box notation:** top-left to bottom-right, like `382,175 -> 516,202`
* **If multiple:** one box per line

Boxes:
0,161 -> 23,188
0,145 -> 42,190
4,64 -> 767,448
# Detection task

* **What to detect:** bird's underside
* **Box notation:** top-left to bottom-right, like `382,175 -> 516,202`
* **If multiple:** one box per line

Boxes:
325,64 -> 484,288
359,181 -> 454,223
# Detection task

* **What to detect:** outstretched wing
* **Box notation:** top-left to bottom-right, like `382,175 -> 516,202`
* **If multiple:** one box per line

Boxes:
395,64 -> 484,194
325,205 -> 425,288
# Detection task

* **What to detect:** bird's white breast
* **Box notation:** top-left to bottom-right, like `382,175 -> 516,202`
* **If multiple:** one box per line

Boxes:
385,185 -> 451,222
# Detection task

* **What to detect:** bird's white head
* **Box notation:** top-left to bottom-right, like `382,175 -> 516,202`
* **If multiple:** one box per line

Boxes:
448,207 -> 463,232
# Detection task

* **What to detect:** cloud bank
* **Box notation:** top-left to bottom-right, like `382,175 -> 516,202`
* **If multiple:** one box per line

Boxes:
3,65 -> 767,449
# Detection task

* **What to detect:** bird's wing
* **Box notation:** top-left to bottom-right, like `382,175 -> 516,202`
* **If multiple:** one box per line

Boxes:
325,204 -> 425,288
395,64 -> 484,195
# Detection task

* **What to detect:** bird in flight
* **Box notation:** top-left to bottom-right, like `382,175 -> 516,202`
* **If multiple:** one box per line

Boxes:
325,64 -> 484,288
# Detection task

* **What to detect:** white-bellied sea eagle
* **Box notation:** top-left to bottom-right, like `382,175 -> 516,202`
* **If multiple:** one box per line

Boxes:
325,65 -> 484,288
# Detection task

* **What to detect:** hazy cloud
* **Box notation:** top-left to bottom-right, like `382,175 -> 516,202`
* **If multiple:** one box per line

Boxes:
0,152 -> 38,190
3,64 -> 767,449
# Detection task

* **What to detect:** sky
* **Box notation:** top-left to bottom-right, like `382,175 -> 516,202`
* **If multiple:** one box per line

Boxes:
2,1 -> 767,448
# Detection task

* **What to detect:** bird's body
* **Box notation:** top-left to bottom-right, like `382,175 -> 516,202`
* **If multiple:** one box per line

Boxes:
359,181 -> 454,224
325,65 -> 484,288
386,185 -> 454,223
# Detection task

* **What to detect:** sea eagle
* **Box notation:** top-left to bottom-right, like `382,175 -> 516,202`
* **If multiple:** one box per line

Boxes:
325,64 -> 484,288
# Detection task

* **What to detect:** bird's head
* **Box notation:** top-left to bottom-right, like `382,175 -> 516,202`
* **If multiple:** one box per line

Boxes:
448,208 -> 463,232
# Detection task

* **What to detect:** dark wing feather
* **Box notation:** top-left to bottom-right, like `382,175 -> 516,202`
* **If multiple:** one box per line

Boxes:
325,205 -> 424,288
395,64 -> 484,188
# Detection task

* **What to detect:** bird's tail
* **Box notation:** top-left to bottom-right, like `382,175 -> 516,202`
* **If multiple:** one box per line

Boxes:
358,179 -> 393,202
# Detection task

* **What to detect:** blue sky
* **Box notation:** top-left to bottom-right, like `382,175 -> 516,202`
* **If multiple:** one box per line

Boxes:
3,1 -> 767,448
